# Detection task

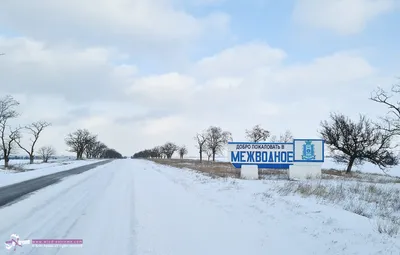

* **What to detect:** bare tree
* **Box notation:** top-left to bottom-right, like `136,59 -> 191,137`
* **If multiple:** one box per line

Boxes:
269,130 -> 293,142
38,145 -> 56,163
91,141 -> 108,158
161,142 -> 178,159
84,137 -> 102,159
2,128 -> 21,167
103,148 -> 123,158
320,112 -> 398,173
245,124 -> 270,142
65,129 -> 97,160
0,95 -> 20,168
205,148 -> 212,161
370,81 -> 400,134
279,130 -> 293,142
179,145 -> 188,159
205,126 -> 232,162
133,149 -> 153,158
270,135 -> 278,142
15,121 -> 51,164
151,146 -> 162,158
195,132 -> 207,162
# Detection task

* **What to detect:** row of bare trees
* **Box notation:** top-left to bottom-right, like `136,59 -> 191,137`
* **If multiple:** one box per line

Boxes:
0,95 -> 53,167
0,94 -> 123,168
132,142 -> 188,159
65,128 -> 122,159
132,125 -> 293,162
194,125 -> 293,162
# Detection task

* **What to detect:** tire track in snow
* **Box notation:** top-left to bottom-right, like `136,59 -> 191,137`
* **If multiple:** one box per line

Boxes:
134,160 -> 273,255
48,159 -> 137,255
0,160 -> 112,207
0,162 -> 111,236
0,163 -> 108,237
0,160 -> 137,255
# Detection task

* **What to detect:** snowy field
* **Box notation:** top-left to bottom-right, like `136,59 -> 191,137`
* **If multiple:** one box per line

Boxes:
0,157 -> 74,169
184,155 -> 400,177
0,158 -> 106,188
0,159 -> 399,254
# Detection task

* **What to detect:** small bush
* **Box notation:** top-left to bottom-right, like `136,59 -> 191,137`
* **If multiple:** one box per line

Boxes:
7,164 -> 26,172
344,202 -> 370,217
277,182 -> 295,196
254,192 -> 273,201
376,218 -> 400,237
296,183 -> 313,195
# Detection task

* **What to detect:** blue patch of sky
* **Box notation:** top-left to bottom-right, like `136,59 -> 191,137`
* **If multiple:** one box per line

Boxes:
0,26 -> 21,37
186,0 -> 400,70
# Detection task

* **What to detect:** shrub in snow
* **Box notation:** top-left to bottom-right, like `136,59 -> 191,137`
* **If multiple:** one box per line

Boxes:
376,218 -> 400,237
343,201 -> 370,217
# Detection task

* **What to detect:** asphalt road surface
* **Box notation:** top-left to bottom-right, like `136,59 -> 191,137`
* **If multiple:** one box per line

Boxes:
0,160 -> 112,207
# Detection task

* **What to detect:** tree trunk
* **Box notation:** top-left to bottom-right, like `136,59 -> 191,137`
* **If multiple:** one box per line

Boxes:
4,157 -> 9,168
29,155 -> 34,164
346,157 -> 355,173
199,149 -> 202,163
212,151 -> 215,162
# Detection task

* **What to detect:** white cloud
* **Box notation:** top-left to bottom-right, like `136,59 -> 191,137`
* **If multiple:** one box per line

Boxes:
273,52 -> 377,97
0,34 -> 392,157
0,36 -> 135,103
0,0 -> 230,55
127,73 -> 197,109
193,42 -> 286,79
293,0 -> 396,35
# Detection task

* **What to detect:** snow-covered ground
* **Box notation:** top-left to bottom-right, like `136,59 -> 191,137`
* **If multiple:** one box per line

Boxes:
0,156 -> 75,167
0,157 -> 75,170
1,159 -> 399,254
185,155 -> 400,177
0,159 -> 106,188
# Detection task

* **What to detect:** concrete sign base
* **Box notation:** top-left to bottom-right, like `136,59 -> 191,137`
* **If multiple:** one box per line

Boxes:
240,165 -> 258,180
289,162 -> 322,180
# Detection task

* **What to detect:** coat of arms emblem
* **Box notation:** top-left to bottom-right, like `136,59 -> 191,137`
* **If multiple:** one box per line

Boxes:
301,140 -> 316,160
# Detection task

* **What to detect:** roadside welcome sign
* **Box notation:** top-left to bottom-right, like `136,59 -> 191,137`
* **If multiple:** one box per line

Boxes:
227,142 -> 294,168
227,139 -> 324,169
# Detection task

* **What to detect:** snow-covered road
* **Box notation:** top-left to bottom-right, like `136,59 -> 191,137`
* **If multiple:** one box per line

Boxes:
1,159 -> 399,254
0,159 -> 136,255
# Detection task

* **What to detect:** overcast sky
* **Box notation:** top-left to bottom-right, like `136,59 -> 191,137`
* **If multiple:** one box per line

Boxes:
0,0 -> 399,157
